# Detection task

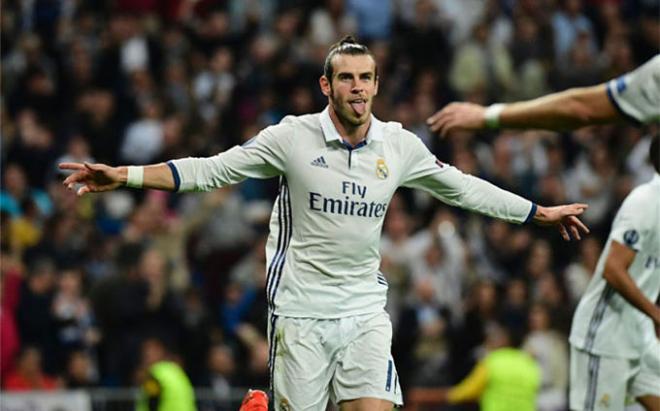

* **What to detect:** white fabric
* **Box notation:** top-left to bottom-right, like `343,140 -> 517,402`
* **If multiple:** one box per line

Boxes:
170,107 -> 534,318
607,54 -> 660,124
570,174 -> 660,359
270,311 -> 402,410
569,345 -> 660,411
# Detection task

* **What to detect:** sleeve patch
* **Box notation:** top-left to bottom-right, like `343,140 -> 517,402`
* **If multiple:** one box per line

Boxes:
615,76 -> 627,93
623,229 -> 639,247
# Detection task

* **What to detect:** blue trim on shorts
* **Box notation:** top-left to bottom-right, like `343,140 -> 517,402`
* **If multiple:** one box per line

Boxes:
385,360 -> 393,392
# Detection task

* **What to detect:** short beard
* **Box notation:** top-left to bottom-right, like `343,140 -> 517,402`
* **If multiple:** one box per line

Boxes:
330,88 -> 367,127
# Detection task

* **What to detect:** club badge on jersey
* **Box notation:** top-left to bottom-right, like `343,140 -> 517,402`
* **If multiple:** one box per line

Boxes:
376,158 -> 389,179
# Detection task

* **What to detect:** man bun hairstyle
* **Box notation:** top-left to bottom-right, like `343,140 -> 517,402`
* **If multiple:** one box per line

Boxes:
323,35 -> 377,81
650,133 -> 659,174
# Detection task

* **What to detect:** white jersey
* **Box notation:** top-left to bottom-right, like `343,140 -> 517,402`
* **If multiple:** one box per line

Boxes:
570,173 -> 660,359
606,54 -> 660,124
170,107 -> 534,318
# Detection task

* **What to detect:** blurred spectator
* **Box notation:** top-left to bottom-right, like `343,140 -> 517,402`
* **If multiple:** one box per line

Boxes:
203,343 -> 238,399
408,321 -> 541,411
523,303 -> 568,411
64,350 -> 98,389
120,98 -> 164,164
135,337 -> 196,411
552,0 -> 597,64
563,236 -> 601,303
449,20 -> 514,101
15,258 -> 58,373
3,346 -> 61,391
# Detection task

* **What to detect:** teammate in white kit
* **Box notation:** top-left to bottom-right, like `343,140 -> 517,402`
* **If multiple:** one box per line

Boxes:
569,136 -> 659,411
59,37 -> 590,411
426,55 -> 660,410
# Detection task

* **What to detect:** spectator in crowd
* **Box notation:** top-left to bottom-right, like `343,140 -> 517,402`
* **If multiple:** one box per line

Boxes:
135,337 -> 196,411
407,321 -> 541,411
3,346 -> 61,391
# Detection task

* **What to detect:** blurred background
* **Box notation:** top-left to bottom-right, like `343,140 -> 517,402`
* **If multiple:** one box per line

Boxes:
0,0 -> 658,410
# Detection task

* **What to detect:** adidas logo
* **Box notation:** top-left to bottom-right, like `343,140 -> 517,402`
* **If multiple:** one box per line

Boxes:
310,156 -> 329,168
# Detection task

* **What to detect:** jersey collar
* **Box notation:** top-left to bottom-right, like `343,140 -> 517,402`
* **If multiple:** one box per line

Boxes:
320,106 -> 384,145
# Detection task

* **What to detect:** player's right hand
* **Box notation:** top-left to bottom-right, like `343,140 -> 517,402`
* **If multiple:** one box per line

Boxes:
59,162 -> 123,196
427,102 -> 487,137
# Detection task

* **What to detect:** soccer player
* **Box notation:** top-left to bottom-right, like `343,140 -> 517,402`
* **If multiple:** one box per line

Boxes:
426,54 -> 659,135
569,136 -> 660,411
60,37 -> 589,411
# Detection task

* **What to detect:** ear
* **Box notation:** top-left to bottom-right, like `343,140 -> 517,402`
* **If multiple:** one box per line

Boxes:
319,75 -> 331,97
374,76 -> 379,96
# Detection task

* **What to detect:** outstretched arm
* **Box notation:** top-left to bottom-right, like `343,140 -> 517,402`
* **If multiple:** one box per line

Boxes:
427,84 -> 620,136
428,55 -> 660,136
60,162 -> 175,195
60,121 -> 292,196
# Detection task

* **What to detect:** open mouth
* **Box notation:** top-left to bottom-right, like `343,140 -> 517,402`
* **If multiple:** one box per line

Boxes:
349,99 -> 367,116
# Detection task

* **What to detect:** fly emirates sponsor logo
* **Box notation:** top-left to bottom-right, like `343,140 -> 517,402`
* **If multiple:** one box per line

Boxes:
309,181 -> 388,218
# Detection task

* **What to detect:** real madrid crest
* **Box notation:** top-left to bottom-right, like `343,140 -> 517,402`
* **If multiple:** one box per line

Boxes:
376,158 -> 389,180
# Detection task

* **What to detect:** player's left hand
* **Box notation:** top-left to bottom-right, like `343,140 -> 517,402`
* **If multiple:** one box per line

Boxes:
533,204 -> 590,241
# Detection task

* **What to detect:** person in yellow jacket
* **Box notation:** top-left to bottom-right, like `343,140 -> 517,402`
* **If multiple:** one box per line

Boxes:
136,338 -> 197,411
407,322 -> 541,411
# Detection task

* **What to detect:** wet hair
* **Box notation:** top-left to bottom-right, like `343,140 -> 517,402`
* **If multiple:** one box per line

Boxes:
323,35 -> 377,82
650,134 -> 659,174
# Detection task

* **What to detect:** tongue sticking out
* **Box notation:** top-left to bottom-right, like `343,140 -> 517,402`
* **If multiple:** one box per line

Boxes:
350,101 -> 366,116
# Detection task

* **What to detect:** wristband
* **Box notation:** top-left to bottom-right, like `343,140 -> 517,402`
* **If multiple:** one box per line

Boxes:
126,166 -> 144,188
484,103 -> 505,129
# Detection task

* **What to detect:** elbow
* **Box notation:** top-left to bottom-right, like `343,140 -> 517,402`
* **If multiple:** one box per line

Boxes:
602,261 -> 621,286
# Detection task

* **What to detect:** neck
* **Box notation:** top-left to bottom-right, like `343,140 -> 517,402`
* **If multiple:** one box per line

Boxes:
329,105 -> 371,146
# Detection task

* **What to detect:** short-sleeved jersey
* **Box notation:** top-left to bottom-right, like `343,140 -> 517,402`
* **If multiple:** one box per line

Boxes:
170,107 -> 534,318
606,54 -> 660,124
570,173 -> 660,359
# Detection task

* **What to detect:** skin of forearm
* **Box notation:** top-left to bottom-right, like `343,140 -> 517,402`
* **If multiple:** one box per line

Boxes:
500,85 -> 619,130
118,163 -> 176,191
603,257 -> 660,322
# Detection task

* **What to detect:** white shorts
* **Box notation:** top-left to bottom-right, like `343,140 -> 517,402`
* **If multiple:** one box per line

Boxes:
569,345 -> 660,411
268,311 -> 403,411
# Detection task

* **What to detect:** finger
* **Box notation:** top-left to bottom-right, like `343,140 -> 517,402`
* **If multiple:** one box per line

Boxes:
59,162 -> 86,171
63,172 -> 89,185
570,216 -> 590,234
77,185 -> 91,196
426,111 -> 442,125
571,203 -> 589,214
430,113 -> 450,133
84,162 -> 100,172
558,223 -> 570,241
569,224 -> 581,241
436,114 -> 455,137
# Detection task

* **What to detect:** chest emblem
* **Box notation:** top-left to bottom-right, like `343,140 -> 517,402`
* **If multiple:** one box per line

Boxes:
376,158 -> 389,180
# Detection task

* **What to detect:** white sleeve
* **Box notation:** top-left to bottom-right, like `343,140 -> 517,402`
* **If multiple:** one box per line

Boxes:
167,121 -> 291,192
609,189 -> 647,252
399,134 -> 535,224
606,55 -> 660,124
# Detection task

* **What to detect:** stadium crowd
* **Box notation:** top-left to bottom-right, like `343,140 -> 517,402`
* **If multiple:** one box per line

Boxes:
1,0 -> 658,409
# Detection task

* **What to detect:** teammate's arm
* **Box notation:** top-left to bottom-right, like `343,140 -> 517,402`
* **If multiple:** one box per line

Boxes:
602,241 -> 660,325
427,85 -> 619,136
